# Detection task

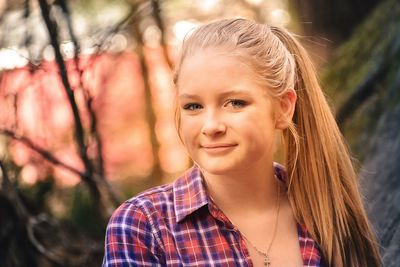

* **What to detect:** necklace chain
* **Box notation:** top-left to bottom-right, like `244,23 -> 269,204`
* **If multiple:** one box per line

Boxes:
240,177 -> 281,267
210,176 -> 281,267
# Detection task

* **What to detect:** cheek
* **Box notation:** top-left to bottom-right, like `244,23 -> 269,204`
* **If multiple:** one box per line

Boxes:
179,116 -> 201,145
239,112 -> 275,148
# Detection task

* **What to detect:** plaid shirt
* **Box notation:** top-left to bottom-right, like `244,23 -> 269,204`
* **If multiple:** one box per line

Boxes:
103,164 -> 324,266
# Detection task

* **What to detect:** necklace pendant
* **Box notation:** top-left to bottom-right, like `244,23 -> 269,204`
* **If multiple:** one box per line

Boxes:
264,255 -> 271,267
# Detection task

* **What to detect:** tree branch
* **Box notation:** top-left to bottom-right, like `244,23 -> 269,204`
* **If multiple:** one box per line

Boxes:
27,214 -> 90,266
95,4 -> 139,52
57,0 -> 106,179
150,0 -> 173,69
37,0 -> 103,208
130,10 -> 163,183
1,128 -> 120,209
0,158 -> 29,221
1,129 -> 85,178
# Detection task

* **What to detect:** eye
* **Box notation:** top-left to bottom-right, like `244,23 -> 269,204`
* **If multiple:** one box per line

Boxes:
225,99 -> 247,108
182,103 -> 203,111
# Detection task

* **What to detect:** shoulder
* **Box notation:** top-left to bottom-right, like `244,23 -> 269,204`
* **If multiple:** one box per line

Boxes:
110,182 -> 175,226
103,186 -> 173,266
128,182 -> 174,209
109,166 -> 199,224
104,183 -> 176,253
106,165 -> 206,236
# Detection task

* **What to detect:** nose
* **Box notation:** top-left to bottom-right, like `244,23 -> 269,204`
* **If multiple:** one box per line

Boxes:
201,110 -> 226,137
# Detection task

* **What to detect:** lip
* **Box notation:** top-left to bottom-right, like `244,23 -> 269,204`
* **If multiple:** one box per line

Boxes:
201,143 -> 237,154
202,143 -> 236,148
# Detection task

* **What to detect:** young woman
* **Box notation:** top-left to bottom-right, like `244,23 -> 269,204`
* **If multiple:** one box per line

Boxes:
102,18 -> 381,267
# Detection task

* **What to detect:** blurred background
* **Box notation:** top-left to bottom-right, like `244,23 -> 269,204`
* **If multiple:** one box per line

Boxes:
0,0 -> 399,266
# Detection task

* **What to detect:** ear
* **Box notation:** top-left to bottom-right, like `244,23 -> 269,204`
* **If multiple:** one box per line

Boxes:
275,89 -> 297,130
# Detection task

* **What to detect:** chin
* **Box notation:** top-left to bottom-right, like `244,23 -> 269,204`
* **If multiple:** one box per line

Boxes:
195,160 -> 239,176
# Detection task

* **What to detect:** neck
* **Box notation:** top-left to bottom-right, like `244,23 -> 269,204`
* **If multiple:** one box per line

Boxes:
202,163 -> 278,215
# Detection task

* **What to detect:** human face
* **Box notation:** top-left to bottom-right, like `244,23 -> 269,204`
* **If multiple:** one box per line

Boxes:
177,49 -> 278,175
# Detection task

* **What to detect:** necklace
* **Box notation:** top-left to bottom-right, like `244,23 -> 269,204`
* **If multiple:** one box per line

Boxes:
208,177 -> 281,267
241,178 -> 281,267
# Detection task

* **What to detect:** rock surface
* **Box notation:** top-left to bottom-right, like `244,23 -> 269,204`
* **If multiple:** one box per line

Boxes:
361,104 -> 400,267
322,0 -> 400,265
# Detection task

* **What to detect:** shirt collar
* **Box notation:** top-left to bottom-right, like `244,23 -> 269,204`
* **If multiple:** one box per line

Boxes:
173,165 -> 209,223
173,162 -> 287,223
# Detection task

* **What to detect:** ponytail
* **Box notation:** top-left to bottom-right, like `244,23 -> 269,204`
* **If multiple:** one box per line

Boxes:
270,26 -> 381,267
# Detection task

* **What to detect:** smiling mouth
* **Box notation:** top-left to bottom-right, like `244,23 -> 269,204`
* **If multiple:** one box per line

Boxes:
201,144 -> 237,154
202,144 -> 237,148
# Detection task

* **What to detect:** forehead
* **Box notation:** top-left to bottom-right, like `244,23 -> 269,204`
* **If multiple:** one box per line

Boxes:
177,49 -> 263,95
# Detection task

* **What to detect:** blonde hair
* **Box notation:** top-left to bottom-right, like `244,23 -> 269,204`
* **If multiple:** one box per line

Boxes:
174,18 -> 381,267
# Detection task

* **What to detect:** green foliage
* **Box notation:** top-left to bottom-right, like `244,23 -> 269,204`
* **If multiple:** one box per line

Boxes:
117,174 -> 164,200
321,0 -> 400,160
19,177 -> 54,213
68,184 -> 107,240
321,0 -> 399,106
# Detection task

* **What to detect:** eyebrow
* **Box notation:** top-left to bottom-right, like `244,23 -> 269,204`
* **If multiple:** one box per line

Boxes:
179,89 -> 251,99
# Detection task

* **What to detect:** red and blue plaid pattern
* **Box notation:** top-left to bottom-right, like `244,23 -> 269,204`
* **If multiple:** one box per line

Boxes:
103,165 -> 324,266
